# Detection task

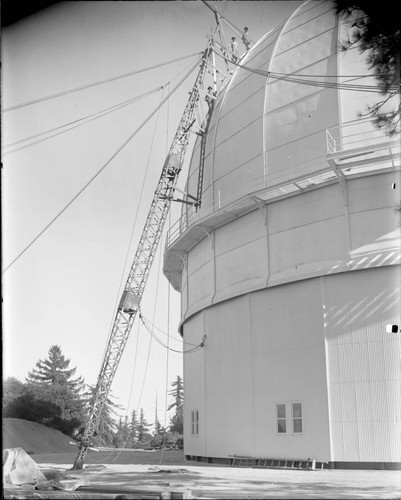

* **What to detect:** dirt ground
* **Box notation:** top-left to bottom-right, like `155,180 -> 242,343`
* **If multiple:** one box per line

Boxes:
3,419 -> 400,499
24,451 -> 401,499
3,418 -> 77,454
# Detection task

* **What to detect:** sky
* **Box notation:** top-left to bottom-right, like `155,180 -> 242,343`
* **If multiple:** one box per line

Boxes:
2,0 -> 303,429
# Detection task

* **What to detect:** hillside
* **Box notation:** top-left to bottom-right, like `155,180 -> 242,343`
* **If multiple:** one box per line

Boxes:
2,418 -> 78,454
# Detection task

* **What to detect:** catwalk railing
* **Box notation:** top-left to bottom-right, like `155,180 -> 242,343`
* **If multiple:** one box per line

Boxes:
166,123 -> 400,249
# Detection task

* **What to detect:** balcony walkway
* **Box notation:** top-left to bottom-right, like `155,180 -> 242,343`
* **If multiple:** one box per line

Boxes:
164,122 -> 400,284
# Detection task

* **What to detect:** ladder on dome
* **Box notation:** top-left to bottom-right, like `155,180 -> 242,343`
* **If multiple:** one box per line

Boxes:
196,36 -> 220,210
196,97 -> 215,210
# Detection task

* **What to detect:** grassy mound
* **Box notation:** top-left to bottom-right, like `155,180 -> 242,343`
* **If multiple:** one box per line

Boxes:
2,418 -> 78,454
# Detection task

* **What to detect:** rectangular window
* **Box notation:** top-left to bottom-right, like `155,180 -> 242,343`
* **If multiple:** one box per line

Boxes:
191,410 -> 199,435
276,403 -> 286,433
292,403 -> 303,433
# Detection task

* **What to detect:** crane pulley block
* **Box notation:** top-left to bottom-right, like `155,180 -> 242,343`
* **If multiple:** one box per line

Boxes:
165,153 -> 181,171
118,291 -> 140,314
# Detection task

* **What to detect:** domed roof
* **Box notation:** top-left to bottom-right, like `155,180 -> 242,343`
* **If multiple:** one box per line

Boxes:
184,0 -> 381,216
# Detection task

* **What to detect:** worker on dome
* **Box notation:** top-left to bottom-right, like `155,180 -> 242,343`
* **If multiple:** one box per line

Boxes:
230,36 -> 239,63
205,86 -> 216,111
242,27 -> 251,51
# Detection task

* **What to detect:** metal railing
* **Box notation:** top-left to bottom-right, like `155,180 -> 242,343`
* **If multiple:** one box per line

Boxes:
167,122 -> 400,249
326,119 -> 398,155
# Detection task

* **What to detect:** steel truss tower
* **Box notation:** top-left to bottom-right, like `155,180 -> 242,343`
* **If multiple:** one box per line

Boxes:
72,42 -> 213,469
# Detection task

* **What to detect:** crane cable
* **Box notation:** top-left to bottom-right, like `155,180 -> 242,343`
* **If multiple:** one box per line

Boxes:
2,84 -> 167,156
2,51 -> 201,113
110,255 -> 158,462
140,313 -> 199,347
201,0 -> 253,43
113,91 -> 174,459
159,212 -> 171,467
139,312 -> 205,354
70,89 -> 167,464
3,54 -> 200,155
100,86 -> 167,381
2,55 -> 202,275
159,96 -> 172,466
215,50 -> 399,93
107,90 -> 167,462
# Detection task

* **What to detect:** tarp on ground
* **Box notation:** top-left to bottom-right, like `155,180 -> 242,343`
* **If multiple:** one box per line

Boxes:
3,447 -> 90,492
3,447 -> 47,486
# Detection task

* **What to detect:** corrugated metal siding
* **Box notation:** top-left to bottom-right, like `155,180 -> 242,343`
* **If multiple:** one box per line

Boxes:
342,421 -> 360,460
389,422 -> 401,461
325,267 -> 401,462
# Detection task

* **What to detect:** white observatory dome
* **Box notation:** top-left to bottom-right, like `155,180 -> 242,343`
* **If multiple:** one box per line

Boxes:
183,0 -> 391,217
164,0 -> 401,468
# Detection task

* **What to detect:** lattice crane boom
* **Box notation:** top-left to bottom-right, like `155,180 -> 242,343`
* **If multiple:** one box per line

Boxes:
72,43 -> 213,470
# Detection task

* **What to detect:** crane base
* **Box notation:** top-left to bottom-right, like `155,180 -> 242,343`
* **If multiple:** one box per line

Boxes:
72,457 -> 85,470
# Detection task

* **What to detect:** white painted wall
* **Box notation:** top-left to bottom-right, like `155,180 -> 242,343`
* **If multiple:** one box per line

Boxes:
181,172 -> 400,321
323,267 -> 401,462
182,311 -> 206,457
183,266 -> 401,462
172,0 -> 401,464
181,170 -> 401,462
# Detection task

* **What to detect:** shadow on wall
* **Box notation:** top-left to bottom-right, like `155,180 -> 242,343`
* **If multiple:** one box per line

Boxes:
324,282 -> 400,339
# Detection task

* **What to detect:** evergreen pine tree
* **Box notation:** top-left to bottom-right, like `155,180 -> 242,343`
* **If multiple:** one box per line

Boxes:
130,409 -> 139,446
26,345 -> 84,391
152,396 -> 167,448
25,345 -> 85,433
83,385 -> 120,447
137,408 -> 151,444
335,0 -> 400,136
168,375 -> 184,434
154,395 -> 164,436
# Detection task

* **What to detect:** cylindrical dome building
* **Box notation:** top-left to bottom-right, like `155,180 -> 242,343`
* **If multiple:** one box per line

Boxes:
164,0 -> 401,468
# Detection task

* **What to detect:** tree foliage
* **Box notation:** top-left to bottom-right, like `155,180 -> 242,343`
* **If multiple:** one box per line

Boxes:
154,397 -> 166,439
3,377 -> 26,416
15,345 -> 86,435
137,408 -> 152,443
26,345 -> 84,391
4,383 -> 80,434
335,0 -> 400,136
113,416 -> 131,448
4,392 -> 61,424
168,375 -> 183,435
130,409 -> 139,443
80,385 -> 121,446
5,348 -> 185,450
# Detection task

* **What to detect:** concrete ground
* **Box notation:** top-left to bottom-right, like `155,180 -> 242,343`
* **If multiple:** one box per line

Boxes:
13,451 -> 400,499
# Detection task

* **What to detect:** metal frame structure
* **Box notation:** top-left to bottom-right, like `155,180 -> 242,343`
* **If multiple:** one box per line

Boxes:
72,41 -> 213,469
196,47 -> 217,210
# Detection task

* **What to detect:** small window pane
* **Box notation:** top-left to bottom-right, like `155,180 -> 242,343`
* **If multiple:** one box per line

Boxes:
277,404 -> 286,418
292,403 -> 302,418
191,410 -> 199,435
278,419 -> 286,433
293,418 -> 302,433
